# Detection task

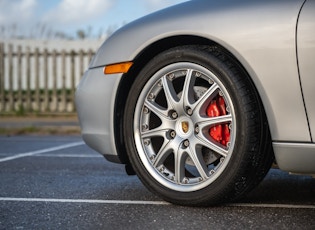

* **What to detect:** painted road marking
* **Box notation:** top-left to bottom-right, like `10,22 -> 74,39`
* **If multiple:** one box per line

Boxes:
0,197 -> 314,209
0,141 -> 84,162
0,197 -> 169,206
0,153 -> 101,158
29,153 -> 102,158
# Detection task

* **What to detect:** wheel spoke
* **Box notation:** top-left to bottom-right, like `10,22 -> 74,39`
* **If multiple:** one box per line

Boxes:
192,83 -> 219,113
186,145 -> 209,180
152,139 -> 174,167
161,75 -> 179,111
144,99 -> 169,119
174,148 -> 187,184
196,135 -> 228,157
180,69 -> 196,107
197,114 -> 232,130
141,127 -> 168,139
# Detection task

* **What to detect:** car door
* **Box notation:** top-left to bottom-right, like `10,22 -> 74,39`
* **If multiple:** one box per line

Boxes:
297,0 -> 315,142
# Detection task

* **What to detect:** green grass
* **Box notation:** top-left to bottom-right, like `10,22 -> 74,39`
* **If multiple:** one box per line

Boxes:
3,89 -> 74,96
0,126 -> 80,136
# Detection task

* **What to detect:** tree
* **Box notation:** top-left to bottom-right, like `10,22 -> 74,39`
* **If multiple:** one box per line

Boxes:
76,30 -> 86,40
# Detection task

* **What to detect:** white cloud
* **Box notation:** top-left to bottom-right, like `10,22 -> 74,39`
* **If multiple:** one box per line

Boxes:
0,0 -> 188,39
43,0 -> 113,26
0,0 -> 37,25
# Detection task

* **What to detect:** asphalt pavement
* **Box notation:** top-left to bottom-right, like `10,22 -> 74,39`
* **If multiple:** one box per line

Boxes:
0,135 -> 315,229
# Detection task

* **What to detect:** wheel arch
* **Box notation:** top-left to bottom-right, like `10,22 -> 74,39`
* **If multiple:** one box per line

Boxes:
113,35 -> 271,165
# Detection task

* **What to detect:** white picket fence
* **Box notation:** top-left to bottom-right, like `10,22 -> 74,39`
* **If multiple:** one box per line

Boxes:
0,42 -> 96,114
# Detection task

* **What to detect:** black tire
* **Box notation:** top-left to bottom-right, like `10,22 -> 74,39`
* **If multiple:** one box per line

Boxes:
124,45 -> 273,206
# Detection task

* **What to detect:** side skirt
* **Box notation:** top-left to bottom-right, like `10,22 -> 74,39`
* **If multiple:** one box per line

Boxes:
273,142 -> 315,174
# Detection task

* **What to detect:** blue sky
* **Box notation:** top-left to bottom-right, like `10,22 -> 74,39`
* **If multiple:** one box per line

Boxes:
0,0 -> 189,39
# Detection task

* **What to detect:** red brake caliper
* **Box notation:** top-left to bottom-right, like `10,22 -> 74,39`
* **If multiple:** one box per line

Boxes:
206,96 -> 230,146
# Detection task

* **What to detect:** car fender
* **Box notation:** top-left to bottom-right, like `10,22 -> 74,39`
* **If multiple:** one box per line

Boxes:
90,0 -> 310,142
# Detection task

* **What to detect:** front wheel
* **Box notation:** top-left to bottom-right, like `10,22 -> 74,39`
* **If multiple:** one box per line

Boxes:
124,46 -> 273,206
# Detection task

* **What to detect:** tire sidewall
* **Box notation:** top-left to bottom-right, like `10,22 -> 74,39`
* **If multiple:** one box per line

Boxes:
124,46 -> 257,205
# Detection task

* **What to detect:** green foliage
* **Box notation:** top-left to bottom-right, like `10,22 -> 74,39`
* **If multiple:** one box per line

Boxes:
15,104 -> 26,116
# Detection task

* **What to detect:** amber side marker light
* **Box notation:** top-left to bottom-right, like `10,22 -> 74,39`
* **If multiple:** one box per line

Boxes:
103,62 -> 133,75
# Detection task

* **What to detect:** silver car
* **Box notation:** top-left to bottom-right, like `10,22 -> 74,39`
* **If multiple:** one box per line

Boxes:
75,0 -> 315,206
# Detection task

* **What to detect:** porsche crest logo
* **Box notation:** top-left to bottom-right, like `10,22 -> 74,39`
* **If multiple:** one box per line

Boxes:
181,121 -> 189,134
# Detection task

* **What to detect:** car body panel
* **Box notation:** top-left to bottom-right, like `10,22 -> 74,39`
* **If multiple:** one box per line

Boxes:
76,0 -> 315,173
90,0 -> 310,142
297,0 -> 315,141
76,68 -> 123,160
272,0 -> 315,174
273,142 -> 315,173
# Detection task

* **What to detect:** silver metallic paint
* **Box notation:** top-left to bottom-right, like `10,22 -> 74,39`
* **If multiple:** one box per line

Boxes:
76,68 -> 123,159
90,0 -> 310,142
273,142 -> 315,173
297,0 -> 315,141
76,0 -> 315,173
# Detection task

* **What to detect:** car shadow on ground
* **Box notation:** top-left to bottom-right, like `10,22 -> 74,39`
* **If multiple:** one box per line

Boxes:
241,169 -> 315,205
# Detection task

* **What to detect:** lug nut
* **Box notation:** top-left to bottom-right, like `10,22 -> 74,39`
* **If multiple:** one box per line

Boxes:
168,73 -> 175,80
170,130 -> 176,139
144,139 -> 150,146
148,93 -> 155,100
143,107 -> 149,114
183,140 -> 190,147
171,111 -> 178,119
186,107 -> 193,116
195,126 -> 199,134
142,124 -> 148,131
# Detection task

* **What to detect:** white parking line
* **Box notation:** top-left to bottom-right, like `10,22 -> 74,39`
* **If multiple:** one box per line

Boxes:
32,153 -> 102,158
0,197 -> 170,206
0,141 -> 85,162
0,197 -> 314,209
0,153 -> 101,158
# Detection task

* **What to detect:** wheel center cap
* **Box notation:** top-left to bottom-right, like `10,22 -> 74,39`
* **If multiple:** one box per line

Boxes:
177,117 -> 193,137
181,121 -> 189,134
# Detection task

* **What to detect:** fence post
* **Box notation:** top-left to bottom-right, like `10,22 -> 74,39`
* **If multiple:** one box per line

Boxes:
8,44 -> 14,111
70,50 -> 76,112
17,46 -> 23,111
61,50 -> 66,112
43,49 -> 49,112
26,46 -> 31,112
0,43 -> 4,112
52,49 -> 58,112
88,49 -> 93,63
79,50 -> 84,79
35,48 -> 40,111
